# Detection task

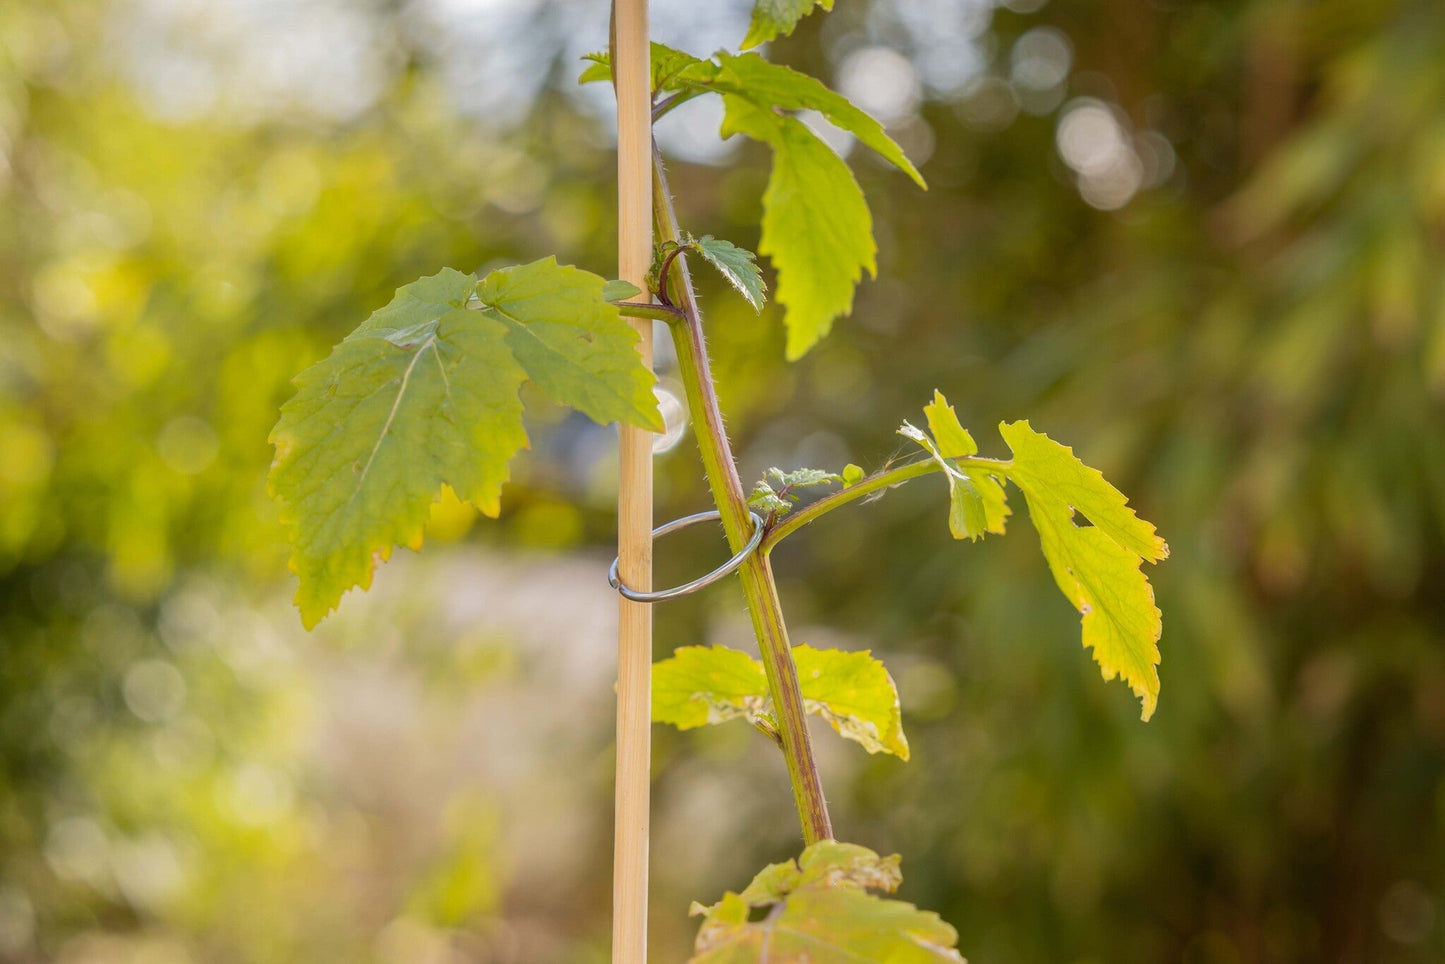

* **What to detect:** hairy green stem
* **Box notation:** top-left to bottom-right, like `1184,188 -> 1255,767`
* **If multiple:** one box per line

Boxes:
652,144 -> 833,845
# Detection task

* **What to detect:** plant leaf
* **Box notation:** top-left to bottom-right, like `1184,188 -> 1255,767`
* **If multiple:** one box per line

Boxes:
269,262 -> 659,628
690,841 -> 965,963
795,645 -> 909,760
998,420 -> 1169,720
691,235 -> 767,312
651,645 -> 909,760
960,465 -> 1010,536
577,43 -> 704,93
924,389 -> 977,458
709,53 -> 925,188
900,407 -> 1007,542
477,258 -> 663,431
999,421 -> 1169,563
630,51 -> 925,358
768,466 -> 841,489
723,95 -> 876,360
747,480 -> 792,517
949,473 -> 989,542
602,279 -> 642,302
741,0 -> 836,50
653,646 -> 769,730
842,463 -> 866,487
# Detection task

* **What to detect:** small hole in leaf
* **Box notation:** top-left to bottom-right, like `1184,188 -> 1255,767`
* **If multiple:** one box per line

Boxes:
747,904 -> 774,923
1070,511 -> 1095,529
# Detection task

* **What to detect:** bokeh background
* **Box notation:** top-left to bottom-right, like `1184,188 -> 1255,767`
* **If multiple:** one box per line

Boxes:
3,0 -> 1445,961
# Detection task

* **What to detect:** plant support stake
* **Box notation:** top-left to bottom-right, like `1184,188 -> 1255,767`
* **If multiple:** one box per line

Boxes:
611,0 -> 653,957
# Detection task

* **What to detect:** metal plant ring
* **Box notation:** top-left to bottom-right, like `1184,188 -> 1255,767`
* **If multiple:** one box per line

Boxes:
608,510 -> 766,603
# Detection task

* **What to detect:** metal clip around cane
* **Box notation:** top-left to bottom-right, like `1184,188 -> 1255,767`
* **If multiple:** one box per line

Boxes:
608,510 -> 765,603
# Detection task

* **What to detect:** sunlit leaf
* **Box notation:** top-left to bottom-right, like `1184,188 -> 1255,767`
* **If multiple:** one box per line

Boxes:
690,841 -> 965,963
998,420 -> 1168,720
900,404 -> 1006,542
652,645 -> 909,759
634,51 -> 924,357
653,646 -> 769,730
795,645 -> 909,759
999,421 -> 1168,564
723,96 -> 875,360
924,389 -> 977,458
949,473 -> 989,542
269,262 -> 660,627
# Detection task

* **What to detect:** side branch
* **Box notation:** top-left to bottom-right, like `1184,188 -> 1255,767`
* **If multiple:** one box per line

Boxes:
760,456 -> 1014,552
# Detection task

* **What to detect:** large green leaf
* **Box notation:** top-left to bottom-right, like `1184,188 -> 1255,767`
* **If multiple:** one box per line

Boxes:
723,96 -> 876,360
690,841 -> 965,963
269,261 -> 660,628
652,645 -> 909,759
477,259 -> 662,429
998,420 -> 1169,720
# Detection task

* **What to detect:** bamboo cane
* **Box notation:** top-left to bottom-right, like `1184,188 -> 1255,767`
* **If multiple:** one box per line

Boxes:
611,0 -> 652,955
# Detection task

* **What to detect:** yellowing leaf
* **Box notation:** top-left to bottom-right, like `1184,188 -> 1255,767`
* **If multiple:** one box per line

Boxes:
690,841 -> 965,963
900,403 -> 1007,542
795,645 -> 909,760
269,262 -> 659,628
653,646 -> 769,729
949,473 -> 989,542
652,645 -> 910,759
960,466 -> 1010,537
998,420 -> 1168,564
998,420 -> 1169,720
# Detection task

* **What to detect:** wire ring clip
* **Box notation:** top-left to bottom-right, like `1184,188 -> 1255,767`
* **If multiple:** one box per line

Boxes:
608,510 -> 765,603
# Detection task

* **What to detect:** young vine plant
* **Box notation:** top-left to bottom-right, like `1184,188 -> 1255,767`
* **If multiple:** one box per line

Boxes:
268,1 -> 1168,958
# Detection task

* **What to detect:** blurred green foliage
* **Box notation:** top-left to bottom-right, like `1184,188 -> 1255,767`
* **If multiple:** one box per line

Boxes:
2,0 -> 1444,962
